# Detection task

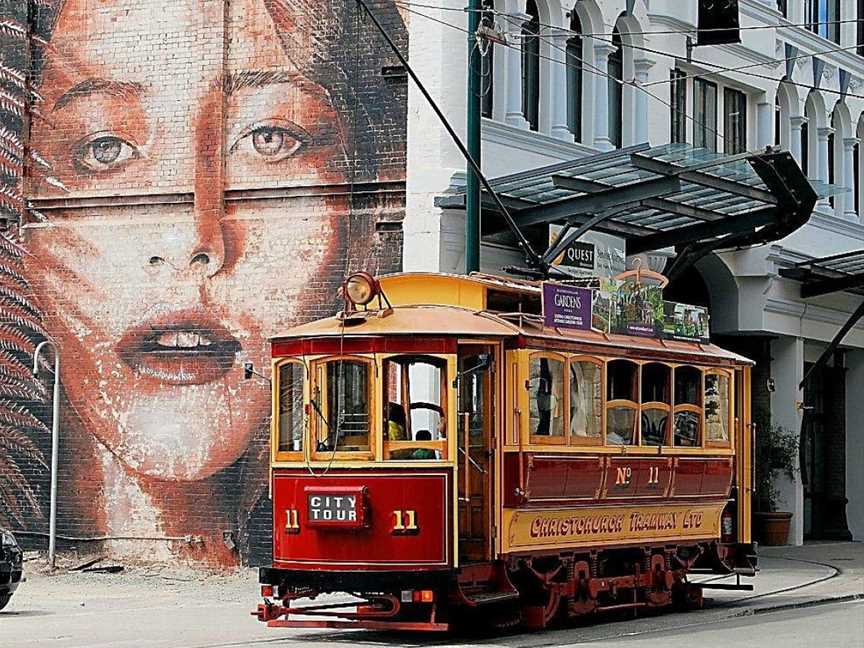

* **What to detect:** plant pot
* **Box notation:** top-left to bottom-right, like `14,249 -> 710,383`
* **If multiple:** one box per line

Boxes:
754,511 -> 793,546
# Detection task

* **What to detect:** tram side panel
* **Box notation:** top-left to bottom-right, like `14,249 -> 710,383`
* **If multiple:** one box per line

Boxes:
270,469 -> 454,574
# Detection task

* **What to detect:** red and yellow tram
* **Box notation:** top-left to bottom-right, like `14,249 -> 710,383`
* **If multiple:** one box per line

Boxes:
254,271 -> 756,632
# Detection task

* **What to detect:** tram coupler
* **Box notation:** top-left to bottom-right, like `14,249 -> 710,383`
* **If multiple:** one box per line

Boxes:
253,601 -> 286,623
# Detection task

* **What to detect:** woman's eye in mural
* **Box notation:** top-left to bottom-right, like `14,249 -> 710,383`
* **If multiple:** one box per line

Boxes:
232,120 -> 309,162
72,133 -> 141,173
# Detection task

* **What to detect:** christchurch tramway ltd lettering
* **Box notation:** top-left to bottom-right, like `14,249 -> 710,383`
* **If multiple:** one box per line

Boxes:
528,510 -> 706,539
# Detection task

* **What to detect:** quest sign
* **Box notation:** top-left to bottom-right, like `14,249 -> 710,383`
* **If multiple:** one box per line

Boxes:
542,283 -> 592,331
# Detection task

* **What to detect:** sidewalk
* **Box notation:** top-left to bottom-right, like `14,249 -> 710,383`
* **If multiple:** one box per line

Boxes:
692,541 -> 864,614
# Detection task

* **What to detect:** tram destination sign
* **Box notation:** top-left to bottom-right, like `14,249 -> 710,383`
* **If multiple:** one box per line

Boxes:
304,486 -> 368,529
542,283 -> 592,331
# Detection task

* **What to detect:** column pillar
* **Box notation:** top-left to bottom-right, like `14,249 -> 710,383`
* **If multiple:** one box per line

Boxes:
770,336 -> 805,546
504,8 -> 530,130
845,349 -> 864,541
817,125 -> 834,209
789,115 -> 807,165
633,58 -> 655,146
756,101 -> 773,149
843,137 -> 859,220
550,32 -> 571,140
592,41 -> 617,151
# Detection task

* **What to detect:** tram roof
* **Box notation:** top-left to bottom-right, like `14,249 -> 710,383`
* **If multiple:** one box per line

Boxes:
272,273 -> 751,365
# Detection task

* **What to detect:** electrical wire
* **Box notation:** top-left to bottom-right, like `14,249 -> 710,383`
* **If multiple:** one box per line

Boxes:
393,2 -> 864,39
395,1 -> 864,103
496,12 -> 864,110
506,12 -> 864,95
397,3 -> 727,141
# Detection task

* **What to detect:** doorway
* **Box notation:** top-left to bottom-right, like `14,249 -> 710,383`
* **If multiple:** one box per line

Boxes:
456,344 -> 496,563
802,361 -> 851,540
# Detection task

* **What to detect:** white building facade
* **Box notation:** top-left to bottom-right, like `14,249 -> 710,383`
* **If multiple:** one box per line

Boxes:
403,0 -> 864,544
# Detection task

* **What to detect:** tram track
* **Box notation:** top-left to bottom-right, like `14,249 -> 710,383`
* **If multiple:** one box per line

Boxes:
176,556 -> 849,648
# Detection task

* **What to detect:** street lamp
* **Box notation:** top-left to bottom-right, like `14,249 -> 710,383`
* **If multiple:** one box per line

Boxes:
33,341 -> 60,569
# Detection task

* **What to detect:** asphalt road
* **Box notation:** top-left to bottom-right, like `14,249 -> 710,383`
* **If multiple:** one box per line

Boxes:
0,551 -> 860,648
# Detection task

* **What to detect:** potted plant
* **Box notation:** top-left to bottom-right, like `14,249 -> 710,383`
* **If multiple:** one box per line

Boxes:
753,424 -> 799,545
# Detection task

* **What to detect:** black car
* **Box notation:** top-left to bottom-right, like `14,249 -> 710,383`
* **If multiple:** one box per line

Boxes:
0,529 -> 22,610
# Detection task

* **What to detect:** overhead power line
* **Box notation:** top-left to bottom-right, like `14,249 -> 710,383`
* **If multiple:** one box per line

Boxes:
395,2 -> 864,39
395,2 -> 727,142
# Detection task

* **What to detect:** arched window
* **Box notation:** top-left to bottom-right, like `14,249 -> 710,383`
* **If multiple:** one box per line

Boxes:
566,11 -> 583,142
856,118 -> 864,220
828,110 -> 836,208
479,0 -> 495,119
774,94 -> 781,147
804,91 -> 822,180
775,81 -> 795,151
608,27 -> 623,147
521,0 -> 540,131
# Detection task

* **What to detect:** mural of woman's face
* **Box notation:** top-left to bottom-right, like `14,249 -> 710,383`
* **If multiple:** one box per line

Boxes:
25,0 -> 350,481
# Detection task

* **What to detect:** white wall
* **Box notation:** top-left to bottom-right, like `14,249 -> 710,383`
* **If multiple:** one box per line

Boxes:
770,336 -> 805,546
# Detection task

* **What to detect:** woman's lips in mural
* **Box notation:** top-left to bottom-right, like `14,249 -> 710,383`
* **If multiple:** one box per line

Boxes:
117,312 -> 241,385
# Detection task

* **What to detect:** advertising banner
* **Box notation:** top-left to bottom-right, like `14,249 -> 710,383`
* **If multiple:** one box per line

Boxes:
543,279 -> 710,343
542,283 -> 592,331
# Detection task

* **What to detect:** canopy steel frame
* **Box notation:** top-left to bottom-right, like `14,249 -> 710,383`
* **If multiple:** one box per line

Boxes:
437,145 -> 819,280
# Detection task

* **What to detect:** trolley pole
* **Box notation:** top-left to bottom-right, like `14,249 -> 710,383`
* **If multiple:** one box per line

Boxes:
465,0 -> 481,274
33,341 -> 60,569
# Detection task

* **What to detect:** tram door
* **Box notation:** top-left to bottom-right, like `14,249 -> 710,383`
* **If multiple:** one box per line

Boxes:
457,344 -> 496,563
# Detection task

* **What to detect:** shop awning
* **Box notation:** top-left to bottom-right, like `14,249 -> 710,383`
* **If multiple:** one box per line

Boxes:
437,143 -> 834,279
779,249 -> 864,388
779,250 -> 864,298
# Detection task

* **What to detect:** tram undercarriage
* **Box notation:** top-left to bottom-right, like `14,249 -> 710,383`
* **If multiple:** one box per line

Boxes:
255,540 -> 757,632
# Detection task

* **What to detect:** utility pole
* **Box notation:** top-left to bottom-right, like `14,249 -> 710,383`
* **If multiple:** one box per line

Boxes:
465,0 -> 481,274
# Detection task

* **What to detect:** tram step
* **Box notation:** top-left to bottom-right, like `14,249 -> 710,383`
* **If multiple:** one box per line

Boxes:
463,590 -> 520,606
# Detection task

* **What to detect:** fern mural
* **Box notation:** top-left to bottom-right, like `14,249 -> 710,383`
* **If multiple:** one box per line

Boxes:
0,1 -> 51,531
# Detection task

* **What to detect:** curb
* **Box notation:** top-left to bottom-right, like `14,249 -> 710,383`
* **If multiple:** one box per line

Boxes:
729,592 -> 864,618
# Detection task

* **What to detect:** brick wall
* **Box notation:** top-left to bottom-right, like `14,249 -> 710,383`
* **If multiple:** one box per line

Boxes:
0,0 -> 407,567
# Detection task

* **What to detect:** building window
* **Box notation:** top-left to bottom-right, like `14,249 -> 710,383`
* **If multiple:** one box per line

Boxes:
859,0 -> 864,57
774,95 -> 781,147
828,111 -> 836,207
566,12 -> 583,142
479,0 -> 495,119
608,28 -> 623,148
801,120 -> 809,176
777,0 -> 788,17
670,69 -> 687,144
855,141 -> 861,216
723,87 -> 747,154
521,0 -> 540,132
807,0 -> 840,43
694,78 -> 717,152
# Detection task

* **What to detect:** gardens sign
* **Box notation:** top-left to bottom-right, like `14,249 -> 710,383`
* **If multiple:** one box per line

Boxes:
542,283 -> 592,330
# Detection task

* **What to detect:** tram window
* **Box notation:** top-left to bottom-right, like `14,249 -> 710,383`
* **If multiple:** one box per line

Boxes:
606,359 -> 638,445
278,362 -> 305,453
607,360 -> 638,401
705,373 -> 731,444
673,366 -> 702,447
570,360 -> 602,441
529,355 -> 565,440
320,359 -> 371,452
383,355 -> 448,460
641,363 -> 671,446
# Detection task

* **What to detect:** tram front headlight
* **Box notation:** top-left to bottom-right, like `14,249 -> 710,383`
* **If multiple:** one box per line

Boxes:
344,272 -> 379,306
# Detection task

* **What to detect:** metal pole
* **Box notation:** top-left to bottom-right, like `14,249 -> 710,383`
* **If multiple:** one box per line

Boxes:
33,341 -> 60,569
466,0 -> 481,274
